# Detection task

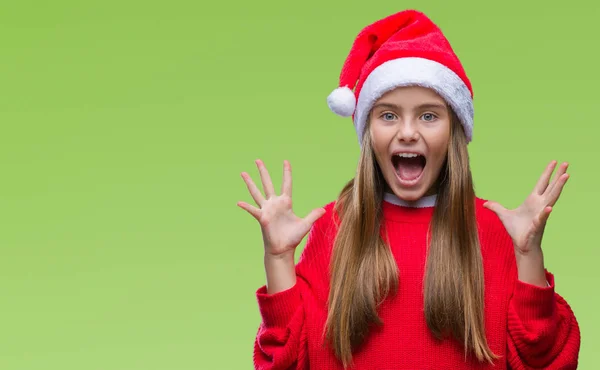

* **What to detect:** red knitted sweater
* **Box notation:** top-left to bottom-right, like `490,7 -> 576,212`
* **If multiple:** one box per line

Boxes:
252,196 -> 580,369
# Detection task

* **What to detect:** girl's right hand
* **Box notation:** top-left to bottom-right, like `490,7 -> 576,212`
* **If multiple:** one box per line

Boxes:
238,159 -> 326,258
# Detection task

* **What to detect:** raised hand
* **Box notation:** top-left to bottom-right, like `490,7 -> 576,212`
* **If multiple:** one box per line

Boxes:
483,160 -> 570,255
238,159 -> 326,258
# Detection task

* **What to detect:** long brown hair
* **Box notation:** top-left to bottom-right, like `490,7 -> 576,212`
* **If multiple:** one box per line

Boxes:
324,109 -> 498,368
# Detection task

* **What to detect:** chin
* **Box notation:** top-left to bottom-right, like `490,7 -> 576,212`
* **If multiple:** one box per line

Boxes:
389,186 -> 428,202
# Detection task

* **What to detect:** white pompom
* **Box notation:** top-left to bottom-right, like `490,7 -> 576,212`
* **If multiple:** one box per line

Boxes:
326,86 -> 356,117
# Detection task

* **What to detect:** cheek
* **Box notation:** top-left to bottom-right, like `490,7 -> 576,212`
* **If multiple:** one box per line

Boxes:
428,136 -> 450,165
369,128 -> 389,158
372,147 -> 388,169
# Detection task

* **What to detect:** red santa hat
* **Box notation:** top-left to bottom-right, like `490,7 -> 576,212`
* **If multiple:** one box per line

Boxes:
327,10 -> 474,146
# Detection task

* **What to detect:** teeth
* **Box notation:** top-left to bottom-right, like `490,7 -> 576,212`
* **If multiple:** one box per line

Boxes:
395,153 -> 420,158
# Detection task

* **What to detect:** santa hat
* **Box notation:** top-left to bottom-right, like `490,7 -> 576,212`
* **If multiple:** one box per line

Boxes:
327,10 -> 474,145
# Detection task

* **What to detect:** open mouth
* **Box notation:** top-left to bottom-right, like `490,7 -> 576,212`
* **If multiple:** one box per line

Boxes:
391,153 -> 427,184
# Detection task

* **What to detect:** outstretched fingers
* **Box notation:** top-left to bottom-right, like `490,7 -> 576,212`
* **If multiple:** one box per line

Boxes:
281,160 -> 292,197
533,160 -> 558,195
241,172 -> 265,206
256,159 -> 276,199
545,162 -> 569,197
237,201 -> 261,221
546,171 -> 570,207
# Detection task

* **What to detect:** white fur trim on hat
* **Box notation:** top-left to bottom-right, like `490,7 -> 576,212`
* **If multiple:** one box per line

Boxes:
353,57 -> 474,145
327,86 -> 356,117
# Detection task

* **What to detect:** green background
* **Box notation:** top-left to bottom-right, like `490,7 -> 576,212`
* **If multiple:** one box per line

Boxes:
0,1 -> 597,369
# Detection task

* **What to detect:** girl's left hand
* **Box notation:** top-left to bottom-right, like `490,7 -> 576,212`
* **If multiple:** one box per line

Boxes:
483,161 -> 570,256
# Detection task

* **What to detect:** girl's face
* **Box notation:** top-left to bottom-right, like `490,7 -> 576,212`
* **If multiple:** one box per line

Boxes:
369,86 -> 451,202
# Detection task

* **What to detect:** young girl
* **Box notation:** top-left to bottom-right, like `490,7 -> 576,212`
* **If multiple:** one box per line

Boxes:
238,9 -> 581,370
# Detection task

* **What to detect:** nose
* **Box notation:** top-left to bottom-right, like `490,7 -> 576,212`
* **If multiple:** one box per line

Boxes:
396,119 -> 420,142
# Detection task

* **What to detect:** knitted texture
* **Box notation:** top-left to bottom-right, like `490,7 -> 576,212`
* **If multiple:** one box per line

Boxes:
253,197 -> 580,369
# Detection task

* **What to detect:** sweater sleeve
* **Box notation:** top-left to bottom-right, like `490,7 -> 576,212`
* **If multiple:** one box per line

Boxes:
252,277 -> 309,370
506,269 -> 581,369
252,202 -> 334,370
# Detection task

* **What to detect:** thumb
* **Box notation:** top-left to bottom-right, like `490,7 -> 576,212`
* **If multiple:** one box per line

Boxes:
483,200 -> 507,216
304,207 -> 326,226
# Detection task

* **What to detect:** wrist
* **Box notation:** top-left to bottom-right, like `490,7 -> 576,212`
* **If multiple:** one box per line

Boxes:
264,251 -> 297,295
515,244 -> 543,260
515,248 -> 547,287
264,250 -> 295,262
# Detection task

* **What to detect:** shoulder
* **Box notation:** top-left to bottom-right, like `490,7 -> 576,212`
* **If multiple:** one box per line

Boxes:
296,200 -> 339,278
308,200 -> 339,242
474,196 -> 512,241
321,200 -> 338,217
474,196 -> 503,231
474,198 -> 519,293
298,200 -> 339,255
474,196 -> 515,255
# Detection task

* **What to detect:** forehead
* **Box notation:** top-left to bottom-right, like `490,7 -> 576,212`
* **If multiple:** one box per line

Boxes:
376,86 -> 446,106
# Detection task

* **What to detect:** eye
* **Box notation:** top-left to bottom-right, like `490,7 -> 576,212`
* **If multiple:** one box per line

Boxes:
381,112 -> 397,121
421,113 -> 437,122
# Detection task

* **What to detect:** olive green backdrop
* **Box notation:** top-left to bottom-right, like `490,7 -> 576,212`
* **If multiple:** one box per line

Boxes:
0,1 -> 597,369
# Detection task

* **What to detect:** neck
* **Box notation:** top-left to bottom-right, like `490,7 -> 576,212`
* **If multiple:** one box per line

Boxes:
383,192 -> 437,208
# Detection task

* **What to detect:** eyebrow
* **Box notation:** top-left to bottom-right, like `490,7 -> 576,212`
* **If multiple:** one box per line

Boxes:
372,102 -> 447,111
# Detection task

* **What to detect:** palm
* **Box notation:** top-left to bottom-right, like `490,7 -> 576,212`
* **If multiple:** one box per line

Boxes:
497,196 -> 552,252
258,196 -> 314,255
484,161 -> 570,254
238,159 -> 325,257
